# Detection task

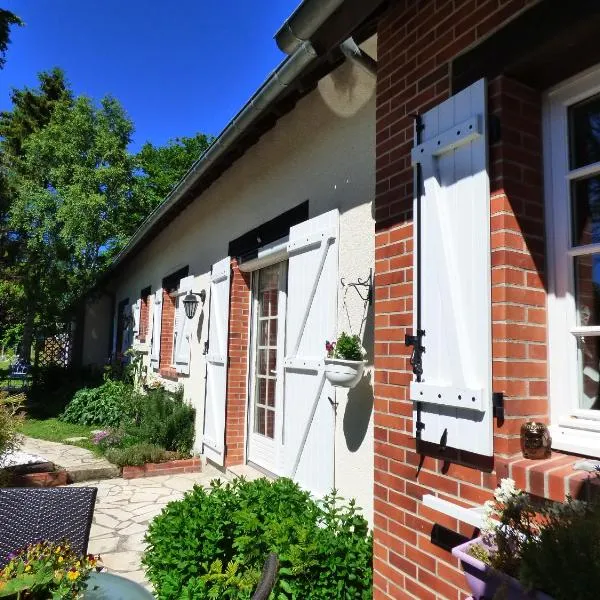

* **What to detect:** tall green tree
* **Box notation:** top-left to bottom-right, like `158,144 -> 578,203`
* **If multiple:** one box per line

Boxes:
0,8 -> 22,69
134,133 -> 212,218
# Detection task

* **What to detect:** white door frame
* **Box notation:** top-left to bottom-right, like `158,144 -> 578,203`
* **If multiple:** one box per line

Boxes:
246,261 -> 288,474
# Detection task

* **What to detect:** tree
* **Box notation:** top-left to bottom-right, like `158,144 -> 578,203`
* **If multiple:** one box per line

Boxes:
0,70 -> 211,355
134,133 -> 212,218
0,8 -> 22,69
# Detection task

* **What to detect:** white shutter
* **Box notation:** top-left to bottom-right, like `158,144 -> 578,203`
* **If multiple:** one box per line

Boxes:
132,300 -> 140,337
283,209 -> 338,496
121,303 -> 132,354
175,275 -> 195,375
203,257 -> 231,466
410,78 -> 492,456
150,290 -> 163,367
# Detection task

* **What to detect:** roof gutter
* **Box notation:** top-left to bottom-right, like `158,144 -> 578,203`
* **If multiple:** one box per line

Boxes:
110,40 -> 317,273
275,0 -> 346,55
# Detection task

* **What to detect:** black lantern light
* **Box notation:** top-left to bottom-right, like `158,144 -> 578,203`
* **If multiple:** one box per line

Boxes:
183,293 -> 199,320
182,289 -> 206,320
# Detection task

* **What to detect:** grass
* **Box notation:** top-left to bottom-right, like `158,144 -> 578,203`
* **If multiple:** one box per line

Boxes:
17,418 -> 98,452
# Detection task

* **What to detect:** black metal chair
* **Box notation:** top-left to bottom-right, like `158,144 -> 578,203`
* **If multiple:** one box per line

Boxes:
251,553 -> 279,600
0,487 -> 97,568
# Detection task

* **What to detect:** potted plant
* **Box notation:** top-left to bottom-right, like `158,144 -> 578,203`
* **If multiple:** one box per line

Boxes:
324,332 -> 366,388
452,477 -> 600,600
0,539 -> 99,599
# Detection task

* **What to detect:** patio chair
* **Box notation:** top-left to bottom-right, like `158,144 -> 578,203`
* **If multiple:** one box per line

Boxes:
0,487 -> 97,568
8,358 -> 30,389
251,553 -> 279,600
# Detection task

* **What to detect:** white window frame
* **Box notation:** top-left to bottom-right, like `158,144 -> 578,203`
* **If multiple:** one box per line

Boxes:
545,63 -> 600,457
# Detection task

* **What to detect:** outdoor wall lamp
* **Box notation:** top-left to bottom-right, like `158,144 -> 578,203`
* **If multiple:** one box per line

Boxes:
183,289 -> 206,319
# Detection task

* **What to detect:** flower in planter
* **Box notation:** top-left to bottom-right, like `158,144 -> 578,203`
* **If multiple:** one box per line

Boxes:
325,332 -> 366,361
0,539 -> 99,599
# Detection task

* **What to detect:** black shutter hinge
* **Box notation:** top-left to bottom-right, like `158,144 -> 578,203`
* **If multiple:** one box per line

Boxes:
405,329 -> 426,381
492,391 -> 504,422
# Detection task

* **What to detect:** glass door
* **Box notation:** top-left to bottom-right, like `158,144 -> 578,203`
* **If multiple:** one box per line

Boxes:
247,262 -> 287,472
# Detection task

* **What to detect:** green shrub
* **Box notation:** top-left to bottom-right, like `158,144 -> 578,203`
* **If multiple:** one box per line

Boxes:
104,443 -> 181,467
60,378 -> 134,427
143,477 -> 372,600
0,393 -> 23,460
130,386 -> 195,454
29,365 -> 103,418
519,496 -> 600,599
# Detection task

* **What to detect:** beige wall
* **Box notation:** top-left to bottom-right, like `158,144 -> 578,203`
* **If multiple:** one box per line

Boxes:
83,38 -> 376,520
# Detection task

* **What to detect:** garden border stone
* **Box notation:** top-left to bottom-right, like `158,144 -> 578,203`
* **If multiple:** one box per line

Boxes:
122,458 -> 202,479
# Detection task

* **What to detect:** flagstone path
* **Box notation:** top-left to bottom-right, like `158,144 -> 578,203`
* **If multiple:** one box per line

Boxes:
70,465 -> 231,589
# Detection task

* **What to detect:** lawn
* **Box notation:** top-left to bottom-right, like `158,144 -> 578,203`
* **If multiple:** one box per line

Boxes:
18,418 -> 98,452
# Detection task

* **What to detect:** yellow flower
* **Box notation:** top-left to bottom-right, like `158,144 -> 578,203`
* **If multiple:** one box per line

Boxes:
58,556 -> 64,563
24,565 -> 31,572
67,570 -> 79,581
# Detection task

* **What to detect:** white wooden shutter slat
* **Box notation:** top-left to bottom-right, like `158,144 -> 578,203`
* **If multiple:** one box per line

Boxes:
150,290 -> 162,366
411,78 -> 492,456
203,257 -> 231,466
283,209 -> 338,496
175,275 -> 195,374
132,300 -> 140,336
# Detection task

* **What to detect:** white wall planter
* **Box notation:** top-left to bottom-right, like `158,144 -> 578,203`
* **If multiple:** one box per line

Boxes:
324,358 -> 365,388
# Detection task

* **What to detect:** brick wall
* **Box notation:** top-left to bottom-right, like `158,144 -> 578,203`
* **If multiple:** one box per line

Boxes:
225,258 -> 251,467
159,288 -> 177,379
139,289 -> 150,343
374,1 -> 545,598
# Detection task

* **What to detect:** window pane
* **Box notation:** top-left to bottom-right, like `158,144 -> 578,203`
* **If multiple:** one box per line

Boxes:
266,379 -> 276,407
255,406 -> 265,435
571,176 -> 600,246
570,94 -> 600,169
574,254 -> 600,326
266,409 -> 275,439
577,336 -> 600,410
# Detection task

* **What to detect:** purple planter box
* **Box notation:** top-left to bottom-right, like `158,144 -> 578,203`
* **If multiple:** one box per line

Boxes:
452,538 -> 554,600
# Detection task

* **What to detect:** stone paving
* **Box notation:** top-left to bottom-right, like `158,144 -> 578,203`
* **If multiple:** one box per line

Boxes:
70,465 -> 230,588
20,437 -> 119,481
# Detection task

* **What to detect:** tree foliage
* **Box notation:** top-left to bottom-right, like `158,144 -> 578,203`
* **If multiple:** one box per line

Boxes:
0,8 -> 22,69
0,69 -> 210,347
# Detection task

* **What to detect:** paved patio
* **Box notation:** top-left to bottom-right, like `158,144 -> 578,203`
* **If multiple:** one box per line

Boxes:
71,465 -> 228,588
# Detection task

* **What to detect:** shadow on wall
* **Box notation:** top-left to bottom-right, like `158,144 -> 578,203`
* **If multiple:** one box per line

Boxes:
343,305 -> 374,452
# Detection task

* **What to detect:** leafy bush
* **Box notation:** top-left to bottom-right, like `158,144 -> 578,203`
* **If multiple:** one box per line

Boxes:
326,332 -> 365,361
29,365 -> 103,418
104,443 -> 182,467
60,378 -> 134,427
130,386 -> 195,454
0,393 -> 23,482
519,496 -> 600,599
143,477 -> 372,600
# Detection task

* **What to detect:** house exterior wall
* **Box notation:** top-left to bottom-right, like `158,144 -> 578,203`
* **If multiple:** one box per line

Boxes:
81,294 -> 112,367
373,1 -> 551,599
82,44 -> 377,519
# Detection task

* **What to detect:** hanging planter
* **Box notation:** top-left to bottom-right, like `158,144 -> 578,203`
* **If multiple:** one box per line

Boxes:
324,357 -> 365,388
324,332 -> 366,389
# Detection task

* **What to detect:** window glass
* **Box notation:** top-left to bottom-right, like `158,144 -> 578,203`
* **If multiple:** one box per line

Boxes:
577,336 -> 600,410
569,94 -> 600,169
571,176 -> 600,246
574,254 -> 600,326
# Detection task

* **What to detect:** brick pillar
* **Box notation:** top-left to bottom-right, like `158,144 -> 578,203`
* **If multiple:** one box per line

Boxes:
159,288 -> 177,379
225,258 -> 251,466
489,75 -> 547,456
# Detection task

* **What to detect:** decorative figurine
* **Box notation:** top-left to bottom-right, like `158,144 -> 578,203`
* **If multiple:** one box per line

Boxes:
520,421 -> 551,459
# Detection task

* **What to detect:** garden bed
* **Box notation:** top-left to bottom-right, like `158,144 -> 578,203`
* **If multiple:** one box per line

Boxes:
122,457 -> 202,479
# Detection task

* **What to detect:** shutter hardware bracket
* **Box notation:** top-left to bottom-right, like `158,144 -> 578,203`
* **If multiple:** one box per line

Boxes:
492,392 -> 504,424
408,114 -> 427,444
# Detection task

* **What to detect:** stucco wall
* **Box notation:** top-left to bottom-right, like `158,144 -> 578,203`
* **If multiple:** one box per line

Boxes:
83,38 -> 376,519
81,294 -> 112,367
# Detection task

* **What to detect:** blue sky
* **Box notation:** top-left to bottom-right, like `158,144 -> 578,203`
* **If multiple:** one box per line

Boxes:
1,1 -> 299,151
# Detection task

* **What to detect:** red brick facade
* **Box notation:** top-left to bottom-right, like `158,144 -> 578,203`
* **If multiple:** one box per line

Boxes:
225,258 -> 251,467
373,1 -> 548,598
159,288 -> 177,379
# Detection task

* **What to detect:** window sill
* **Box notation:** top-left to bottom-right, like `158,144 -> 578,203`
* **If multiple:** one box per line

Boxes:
132,342 -> 149,354
159,368 -> 178,381
496,451 -> 600,502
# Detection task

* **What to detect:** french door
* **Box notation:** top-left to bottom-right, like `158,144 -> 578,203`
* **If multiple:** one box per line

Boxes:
247,262 -> 287,473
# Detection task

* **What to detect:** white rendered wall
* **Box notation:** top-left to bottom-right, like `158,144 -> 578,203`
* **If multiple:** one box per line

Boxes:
83,37 -> 376,521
